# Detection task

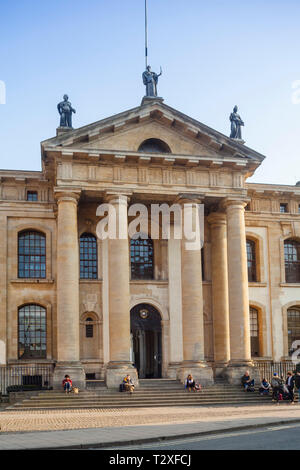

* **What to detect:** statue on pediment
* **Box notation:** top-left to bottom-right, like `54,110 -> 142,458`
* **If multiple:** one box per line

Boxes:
57,94 -> 76,128
230,105 -> 244,140
142,65 -> 162,97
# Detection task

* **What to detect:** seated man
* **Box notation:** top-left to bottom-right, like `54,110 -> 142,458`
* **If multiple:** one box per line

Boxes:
241,371 -> 255,391
123,375 -> 135,394
62,375 -> 72,394
271,373 -> 284,404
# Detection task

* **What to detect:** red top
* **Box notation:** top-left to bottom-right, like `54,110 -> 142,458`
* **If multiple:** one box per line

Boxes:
62,378 -> 72,386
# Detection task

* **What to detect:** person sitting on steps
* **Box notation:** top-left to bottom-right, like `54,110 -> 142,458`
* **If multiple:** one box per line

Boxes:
62,375 -> 72,394
123,375 -> 135,394
241,371 -> 255,391
185,374 -> 196,392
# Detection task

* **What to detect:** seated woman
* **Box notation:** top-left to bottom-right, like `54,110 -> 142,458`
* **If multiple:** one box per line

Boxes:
123,375 -> 135,394
259,378 -> 270,395
185,374 -> 196,392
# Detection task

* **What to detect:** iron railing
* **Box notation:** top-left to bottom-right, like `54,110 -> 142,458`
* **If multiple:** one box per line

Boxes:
253,361 -> 296,382
0,365 -> 54,395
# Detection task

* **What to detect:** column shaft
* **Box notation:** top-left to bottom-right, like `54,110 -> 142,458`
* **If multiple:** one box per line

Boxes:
181,201 -> 204,363
107,195 -> 131,363
207,212 -> 230,366
56,193 -> 80,362
225,199 -> 251,364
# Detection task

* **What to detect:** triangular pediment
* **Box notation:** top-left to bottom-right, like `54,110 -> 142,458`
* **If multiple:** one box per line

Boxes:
42,99 -> 265,165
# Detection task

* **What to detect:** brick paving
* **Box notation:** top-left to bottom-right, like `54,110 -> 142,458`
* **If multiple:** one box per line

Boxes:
0,403 -> 300,433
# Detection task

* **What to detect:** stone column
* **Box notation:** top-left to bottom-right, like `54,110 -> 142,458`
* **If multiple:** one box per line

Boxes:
224,198 -> 255,383
178,195 -> 213,386
207,212 -> 230,374
53,189 -> 85,389
105,193 -> 138,388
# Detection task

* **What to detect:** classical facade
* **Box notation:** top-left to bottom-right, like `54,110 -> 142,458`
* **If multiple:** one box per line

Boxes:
0,97 -> 300,388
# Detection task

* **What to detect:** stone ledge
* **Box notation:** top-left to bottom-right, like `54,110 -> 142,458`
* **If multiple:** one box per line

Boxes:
248,282 -> 267,287
130,280 -> 168,285
10,279 -> 54,284
280,283 -> 300,288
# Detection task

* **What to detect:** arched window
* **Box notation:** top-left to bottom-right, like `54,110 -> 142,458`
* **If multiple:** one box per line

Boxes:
130,236 -> 154,280
18,230 -> 46,278
246,239 -> 257,282
250,306 -> 259,357
138,138 -> 171,154
80,233 -> 98,279
287,307 -> 300,355
18,304 -> 46,359
284,239 -> 300,283
85,317 -> 94,338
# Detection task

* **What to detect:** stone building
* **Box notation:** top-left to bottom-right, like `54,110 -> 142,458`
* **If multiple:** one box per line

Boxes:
0,97 -> 300,388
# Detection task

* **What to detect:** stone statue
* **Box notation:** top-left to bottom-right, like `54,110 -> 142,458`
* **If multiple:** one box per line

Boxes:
57,94 -> 76,128
229,105 -> 244,140
142,65 -> 162,97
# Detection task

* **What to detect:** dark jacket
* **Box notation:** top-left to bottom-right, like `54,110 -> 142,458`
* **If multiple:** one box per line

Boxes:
286,375 -> 295,389
294,374 -> 300,388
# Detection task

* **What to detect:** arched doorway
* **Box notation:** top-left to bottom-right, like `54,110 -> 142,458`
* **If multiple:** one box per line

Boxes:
130,303 -> 162,378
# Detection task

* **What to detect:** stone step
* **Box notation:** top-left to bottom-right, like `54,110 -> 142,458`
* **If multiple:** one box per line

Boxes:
19,394 -> 270,404
11,394 -> 271,406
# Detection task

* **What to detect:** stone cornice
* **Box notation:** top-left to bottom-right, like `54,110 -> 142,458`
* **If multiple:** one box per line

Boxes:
45,146 -> 254,171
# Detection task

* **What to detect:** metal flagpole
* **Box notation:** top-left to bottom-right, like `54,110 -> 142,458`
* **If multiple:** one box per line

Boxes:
145,0 -> 148,68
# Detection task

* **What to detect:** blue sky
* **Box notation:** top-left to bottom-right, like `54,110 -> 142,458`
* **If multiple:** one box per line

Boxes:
1,0 -> 300,184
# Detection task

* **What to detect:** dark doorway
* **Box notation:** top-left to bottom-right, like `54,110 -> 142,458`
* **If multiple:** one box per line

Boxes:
130,304 -> 162,378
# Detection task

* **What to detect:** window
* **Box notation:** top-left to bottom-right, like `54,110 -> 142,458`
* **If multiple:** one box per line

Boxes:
298,204 -> 300,214
130,236 -> 154,280
18,304 -> 46,359
250,307 -> 259,357
138,138 -> 171,154
27,191 -> 38,201
284,239 -> 300,283
18,231 -> 46,278
80,233 -> 98,279
246,239 -> 257,282
85,317 -> 94,338
287,307 -> 300,355
280,203 -> 288,213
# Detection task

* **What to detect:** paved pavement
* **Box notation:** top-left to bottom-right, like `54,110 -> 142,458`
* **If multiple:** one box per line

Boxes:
117,423 -> 300,450
1,403 -> 300,449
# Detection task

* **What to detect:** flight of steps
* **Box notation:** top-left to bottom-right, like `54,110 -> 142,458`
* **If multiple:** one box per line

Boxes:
6,378 -> 273,411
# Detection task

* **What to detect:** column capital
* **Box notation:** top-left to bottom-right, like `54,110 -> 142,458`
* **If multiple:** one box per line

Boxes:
221,197 -> 250,211
54,188 -> 81,204
175,193 -> 205,205
207,211 -> 227,226
104,191 -> 132,205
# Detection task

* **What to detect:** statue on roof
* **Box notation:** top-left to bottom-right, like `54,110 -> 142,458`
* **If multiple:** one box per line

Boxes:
229,105 -> 244,140
142,65 -> 162,97
57,94 -> 76,128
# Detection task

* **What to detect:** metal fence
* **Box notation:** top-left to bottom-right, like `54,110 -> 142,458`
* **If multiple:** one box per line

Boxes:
253,361 -> 297,382
0,365 -> 54,395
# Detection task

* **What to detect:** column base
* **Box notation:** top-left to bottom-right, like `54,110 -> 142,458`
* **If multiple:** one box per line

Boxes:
214,362 -> 230,380
167,362 -> 182,379
53,362 -> 86,390
177,361 -> 214,386
105,362 -> 139,389
223,362 -> 260,385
